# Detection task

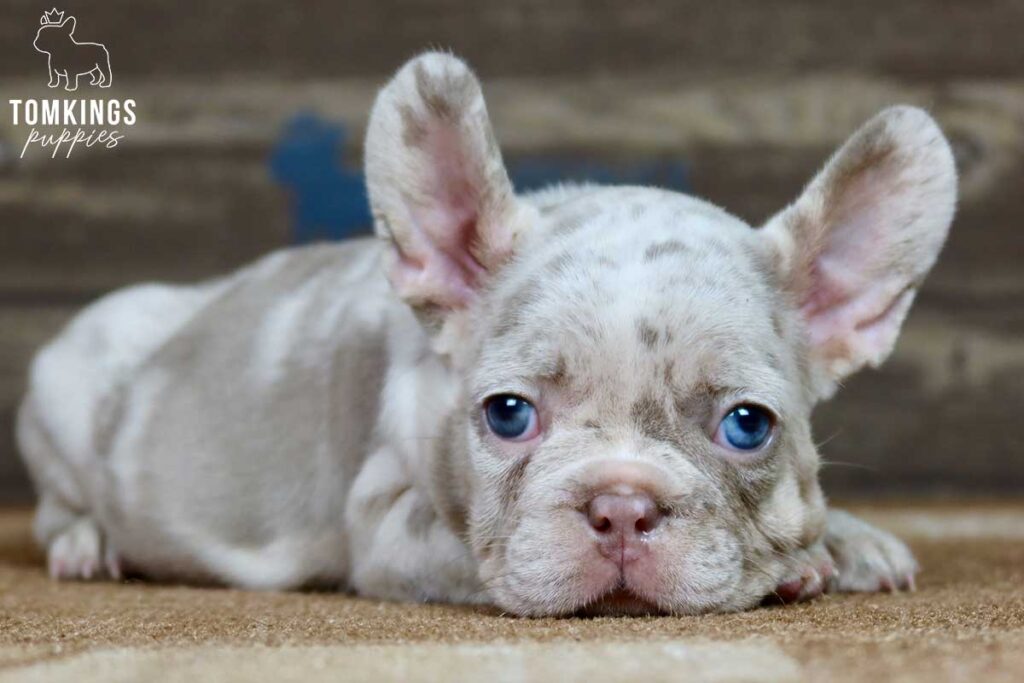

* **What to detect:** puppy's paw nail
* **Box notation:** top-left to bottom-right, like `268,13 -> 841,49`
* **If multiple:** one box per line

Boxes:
48,560 -> 64,579
105,558 -> 122,581
774,579 -> 804,603
104,546 -> 122,580
825,568 -> 841,593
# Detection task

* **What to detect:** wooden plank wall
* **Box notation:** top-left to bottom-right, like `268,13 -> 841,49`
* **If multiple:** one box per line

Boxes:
1,1 -> 1022,502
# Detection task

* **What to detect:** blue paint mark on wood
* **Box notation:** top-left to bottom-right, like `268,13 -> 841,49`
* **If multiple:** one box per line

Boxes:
271,114 -> 691,244
270,113 -> 371,243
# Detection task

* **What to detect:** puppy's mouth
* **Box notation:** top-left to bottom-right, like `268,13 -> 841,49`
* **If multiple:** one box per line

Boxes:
574,585 -> 665,617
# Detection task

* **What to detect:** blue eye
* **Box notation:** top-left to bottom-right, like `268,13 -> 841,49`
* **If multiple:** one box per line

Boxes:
484,395 -> 539,441
718,405 -> 773,451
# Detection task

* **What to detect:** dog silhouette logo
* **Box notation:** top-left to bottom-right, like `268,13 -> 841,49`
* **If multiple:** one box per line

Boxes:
33,8 -> 112,91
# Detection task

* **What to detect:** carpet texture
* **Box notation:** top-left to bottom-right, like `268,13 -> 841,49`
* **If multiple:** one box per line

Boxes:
1,504 -> 1023,682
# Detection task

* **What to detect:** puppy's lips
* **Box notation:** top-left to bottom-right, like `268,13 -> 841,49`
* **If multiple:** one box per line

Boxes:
575,585 -> 665,617
553,521 -> 671,616
574,553 -> 666,616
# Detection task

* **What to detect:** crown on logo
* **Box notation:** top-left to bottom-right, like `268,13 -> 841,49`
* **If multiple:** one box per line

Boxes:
40,8 -> 64,25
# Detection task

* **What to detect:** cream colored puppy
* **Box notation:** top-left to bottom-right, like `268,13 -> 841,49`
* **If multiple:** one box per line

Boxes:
17,52 -> 955,616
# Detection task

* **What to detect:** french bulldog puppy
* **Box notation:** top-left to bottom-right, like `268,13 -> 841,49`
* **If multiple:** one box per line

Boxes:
17,52 -> 955,616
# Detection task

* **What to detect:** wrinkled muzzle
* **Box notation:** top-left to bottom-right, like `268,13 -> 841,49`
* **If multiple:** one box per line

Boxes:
482,456 -> 759,616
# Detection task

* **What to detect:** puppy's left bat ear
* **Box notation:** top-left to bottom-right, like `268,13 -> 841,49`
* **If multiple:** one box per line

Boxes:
763,106 -> 957,398
364,52 -> 536,330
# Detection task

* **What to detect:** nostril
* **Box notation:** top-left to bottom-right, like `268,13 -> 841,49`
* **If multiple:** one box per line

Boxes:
634,500 -> 662,534
586,493 -> 662,536
587,499 -> 615,534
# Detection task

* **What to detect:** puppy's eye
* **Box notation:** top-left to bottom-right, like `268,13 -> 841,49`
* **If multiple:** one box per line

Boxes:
483,395 -> 539,441
716,405 -> 773,451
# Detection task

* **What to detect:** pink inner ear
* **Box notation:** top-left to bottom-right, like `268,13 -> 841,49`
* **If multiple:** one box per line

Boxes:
797,167 -> 915,366
801,271 -> 911,365
394,123 -> 490,308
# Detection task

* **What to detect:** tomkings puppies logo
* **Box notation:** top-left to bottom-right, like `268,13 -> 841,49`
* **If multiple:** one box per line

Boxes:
34,7 -> 111,91
8,8 -> 136,159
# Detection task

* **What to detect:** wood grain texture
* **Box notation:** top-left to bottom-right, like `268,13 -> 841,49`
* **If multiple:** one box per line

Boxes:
1,1 -> 1023,80
0,2 -> 1022,501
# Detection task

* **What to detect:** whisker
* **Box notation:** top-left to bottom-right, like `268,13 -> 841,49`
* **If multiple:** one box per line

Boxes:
814,430 -> 842,450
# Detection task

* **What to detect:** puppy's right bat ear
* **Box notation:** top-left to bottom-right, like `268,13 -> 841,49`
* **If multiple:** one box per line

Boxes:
762,106 -> 957,399
364,52 -> 536,320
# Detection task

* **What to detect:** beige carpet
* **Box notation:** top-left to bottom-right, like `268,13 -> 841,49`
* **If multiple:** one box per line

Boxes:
1,504 -> 1023,682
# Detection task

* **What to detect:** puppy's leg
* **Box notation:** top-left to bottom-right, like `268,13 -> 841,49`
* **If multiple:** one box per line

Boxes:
42,506 -> 120,581
823,509 -> 918,593
770,509 -> 916,603
769,541 -> 836,604
346,448 -> 483,604
19,403 -> 120,581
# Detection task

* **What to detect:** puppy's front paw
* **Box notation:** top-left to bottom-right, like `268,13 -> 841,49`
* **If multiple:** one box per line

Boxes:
769,542 -> 836,604
47,517 -> 120,581
824,509 -> 918,593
